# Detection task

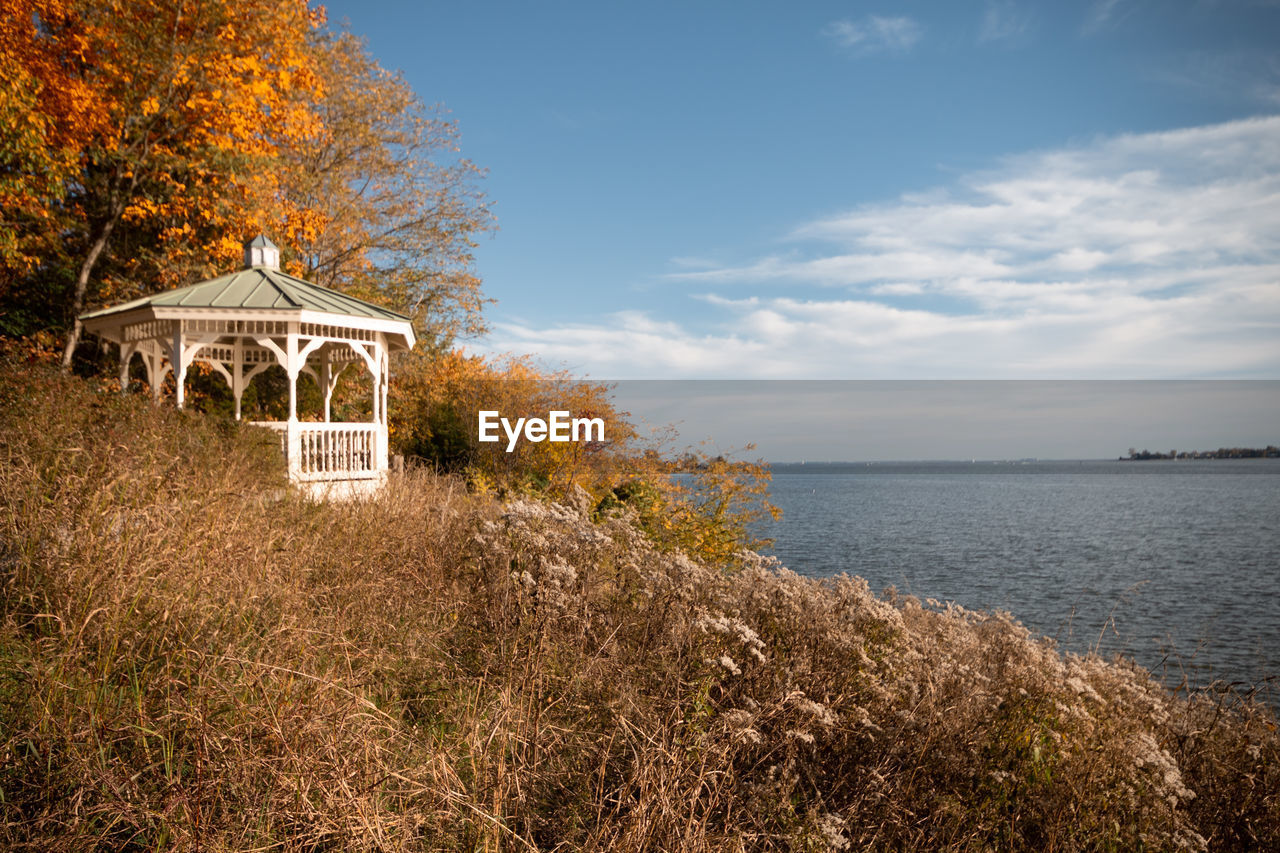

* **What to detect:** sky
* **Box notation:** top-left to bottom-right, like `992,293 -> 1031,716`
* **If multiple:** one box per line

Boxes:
322,0 -> 1280,382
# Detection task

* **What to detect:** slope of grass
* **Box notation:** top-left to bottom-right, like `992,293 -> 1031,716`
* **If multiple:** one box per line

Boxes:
2,362 -> 1276,851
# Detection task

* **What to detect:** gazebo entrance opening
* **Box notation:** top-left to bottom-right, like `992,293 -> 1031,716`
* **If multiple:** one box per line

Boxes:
79,236 -> 416,497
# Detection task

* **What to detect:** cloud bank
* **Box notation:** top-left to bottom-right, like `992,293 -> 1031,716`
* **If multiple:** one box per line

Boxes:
480,117 -> 1280,379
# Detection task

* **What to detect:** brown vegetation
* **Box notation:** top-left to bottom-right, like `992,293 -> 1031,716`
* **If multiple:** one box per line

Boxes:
2,362 -> 1277,851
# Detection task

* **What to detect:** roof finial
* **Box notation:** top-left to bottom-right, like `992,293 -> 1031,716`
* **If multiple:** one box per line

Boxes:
243,235 -> 280,271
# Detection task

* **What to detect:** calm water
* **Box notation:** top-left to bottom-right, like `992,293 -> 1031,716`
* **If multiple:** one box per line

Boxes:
760,459 -> 1280,692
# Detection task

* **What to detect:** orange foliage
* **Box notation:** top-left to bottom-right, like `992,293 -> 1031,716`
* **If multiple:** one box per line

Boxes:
5,1 -> 489,366
0,0 -> 107,271
79,0 -> 326,291
0,0 -> 330,356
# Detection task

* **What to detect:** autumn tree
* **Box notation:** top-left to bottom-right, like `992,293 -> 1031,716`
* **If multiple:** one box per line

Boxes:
0,0 -> 325,364
72,0 -> 328,367
3,2 -> 491,366
0,0 -> 105,323
277,29 -> 493,353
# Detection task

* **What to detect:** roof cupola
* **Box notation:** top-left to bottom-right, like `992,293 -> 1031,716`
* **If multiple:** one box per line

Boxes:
243,234 -> 280,270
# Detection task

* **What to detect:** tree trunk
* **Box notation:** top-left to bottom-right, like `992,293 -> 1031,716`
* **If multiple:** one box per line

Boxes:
60,215 -> 118,370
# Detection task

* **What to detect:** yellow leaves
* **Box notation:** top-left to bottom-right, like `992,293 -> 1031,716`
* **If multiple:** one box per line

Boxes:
6,0 -> 485,364
122,198 -> 159,221
59,0 -> 325,266
282,207 -> 327,245
0,0 -> 109,271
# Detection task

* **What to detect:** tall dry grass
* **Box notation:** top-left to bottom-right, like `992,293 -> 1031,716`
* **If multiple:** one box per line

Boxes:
1,361 -> 1277,851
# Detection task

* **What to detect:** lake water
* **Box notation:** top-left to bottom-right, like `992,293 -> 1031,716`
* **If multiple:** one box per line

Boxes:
760,459 -> 1280,694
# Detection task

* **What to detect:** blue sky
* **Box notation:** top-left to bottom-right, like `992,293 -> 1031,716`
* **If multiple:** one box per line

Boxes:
323,0 -> 1280,379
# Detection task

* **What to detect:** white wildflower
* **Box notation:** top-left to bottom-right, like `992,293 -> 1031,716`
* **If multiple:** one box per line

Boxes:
816,812 -> 850,851
716,654 -> 741,676
694,610 -> 768,664
1066,675 -> 1103,704
792,695 -> 839,727
1132,732 -> 1195,803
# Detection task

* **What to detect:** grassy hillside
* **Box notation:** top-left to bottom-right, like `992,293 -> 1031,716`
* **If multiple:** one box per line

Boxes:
2,362 -> 1277,851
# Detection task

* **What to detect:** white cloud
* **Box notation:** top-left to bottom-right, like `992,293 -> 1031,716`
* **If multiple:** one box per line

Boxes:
1084,0 -> 1127,32
869,282 -> 926,296
979,1 -> 1033,43
824,16 -> 922,53
478,313 -> 778,377
480,117 -> 1280,379
689,117 -> 1280,287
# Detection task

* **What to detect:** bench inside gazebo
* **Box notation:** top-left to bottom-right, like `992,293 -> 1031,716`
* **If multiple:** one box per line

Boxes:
79,236 -> 415,499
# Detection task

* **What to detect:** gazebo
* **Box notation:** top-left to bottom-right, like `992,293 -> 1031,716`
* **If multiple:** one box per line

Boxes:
79,236 -> 415,498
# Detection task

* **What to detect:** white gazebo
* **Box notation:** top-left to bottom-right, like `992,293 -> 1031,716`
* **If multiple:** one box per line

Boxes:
80,235 -> 415,498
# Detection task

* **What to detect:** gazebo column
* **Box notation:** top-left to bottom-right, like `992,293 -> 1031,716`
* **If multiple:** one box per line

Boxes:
319,345 -> 335,423
285,331 -> 299,422
381,342 -> 390,427
285,331 -> 301,481
321,353 -> 351,424
137,341 -> 170,404
166,328 -> 210,412
232,339 -> 244,421
251,333 -> 301,479
170,323 -> 186,409
346,339 -> 389,474
279,332 -> 329,422
371,344 -> 381,425
118,342 -> 137,394
319,346 -> 330,422
376,337 -> 389,471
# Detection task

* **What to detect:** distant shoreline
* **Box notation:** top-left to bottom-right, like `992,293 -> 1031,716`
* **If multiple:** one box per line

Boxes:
762,457 -> 1280,468
1121,446 -> 1279,461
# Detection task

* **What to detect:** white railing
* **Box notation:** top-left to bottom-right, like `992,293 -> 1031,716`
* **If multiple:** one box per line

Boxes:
297,423 -> 378,480
250,421 -> 385,482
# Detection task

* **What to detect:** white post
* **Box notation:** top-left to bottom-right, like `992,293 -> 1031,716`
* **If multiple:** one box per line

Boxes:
380,342 -> 389,426
369,342 -> 380,426
141,342 -> 169,405
286,329 -> 300,481
287,420 -> 301,482
144,347 -> 158,403
320,345 -> 332,423
286,327 -> 299,423
171,322 -> 186,409
376,339 -> 389,472
232,338 -> 244,421
118,342 -> 136,394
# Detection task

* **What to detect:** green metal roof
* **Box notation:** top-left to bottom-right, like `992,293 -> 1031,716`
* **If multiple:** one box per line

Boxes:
79,267 -> 411,324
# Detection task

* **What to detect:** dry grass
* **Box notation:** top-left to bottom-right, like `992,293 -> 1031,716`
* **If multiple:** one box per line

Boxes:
1,361 -> 1277,851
